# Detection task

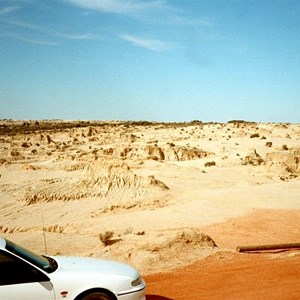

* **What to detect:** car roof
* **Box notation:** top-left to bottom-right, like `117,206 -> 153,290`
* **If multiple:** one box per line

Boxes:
0,237 -> 7,249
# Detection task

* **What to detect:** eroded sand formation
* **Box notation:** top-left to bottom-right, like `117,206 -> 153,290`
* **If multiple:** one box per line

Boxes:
0,120 -> 299,274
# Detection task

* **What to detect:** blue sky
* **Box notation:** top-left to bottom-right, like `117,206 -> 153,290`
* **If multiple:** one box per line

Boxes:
0,0 -> 299,122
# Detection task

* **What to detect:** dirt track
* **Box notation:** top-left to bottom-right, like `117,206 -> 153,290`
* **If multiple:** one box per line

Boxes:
145,251 -> 300,300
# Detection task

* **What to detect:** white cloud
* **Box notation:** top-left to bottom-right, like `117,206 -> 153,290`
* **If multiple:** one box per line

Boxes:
66,0 -> 166,14
1,18 -> 98,42
5,32 -> 57,46
120,33 -> 172,52
57,33 -> 98,40
0,5 -> 21,15
65,0 -> 213,29
1,19 -> 45,31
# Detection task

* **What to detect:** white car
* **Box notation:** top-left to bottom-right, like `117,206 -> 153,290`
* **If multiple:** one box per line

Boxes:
0,237 -> 146,300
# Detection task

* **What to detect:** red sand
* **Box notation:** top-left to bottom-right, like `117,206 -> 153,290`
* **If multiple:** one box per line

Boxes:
145,251 -> 300,300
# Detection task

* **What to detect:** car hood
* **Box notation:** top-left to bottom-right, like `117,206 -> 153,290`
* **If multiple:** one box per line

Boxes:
52,256 -> 139,278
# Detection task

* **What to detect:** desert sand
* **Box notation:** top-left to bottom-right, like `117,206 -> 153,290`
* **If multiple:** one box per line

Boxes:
1,120 -> 299,297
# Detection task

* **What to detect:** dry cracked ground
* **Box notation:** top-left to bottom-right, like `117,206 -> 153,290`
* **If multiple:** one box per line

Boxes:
0,120 -> 300,298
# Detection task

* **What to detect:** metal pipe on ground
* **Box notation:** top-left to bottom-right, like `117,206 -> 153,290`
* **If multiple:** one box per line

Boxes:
236,243 -> 300,253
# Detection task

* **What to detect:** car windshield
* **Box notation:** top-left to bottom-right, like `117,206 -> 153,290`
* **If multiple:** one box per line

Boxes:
5,239 -> 57,273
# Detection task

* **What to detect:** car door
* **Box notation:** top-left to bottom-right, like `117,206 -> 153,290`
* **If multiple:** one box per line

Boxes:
0,250 -> 55,300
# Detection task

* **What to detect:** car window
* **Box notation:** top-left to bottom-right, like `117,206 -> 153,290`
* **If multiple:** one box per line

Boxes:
5,239 -> 55,273
0,250 -> 49,286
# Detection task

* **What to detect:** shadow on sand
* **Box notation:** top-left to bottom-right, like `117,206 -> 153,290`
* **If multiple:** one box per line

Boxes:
146,295 -> 173,300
